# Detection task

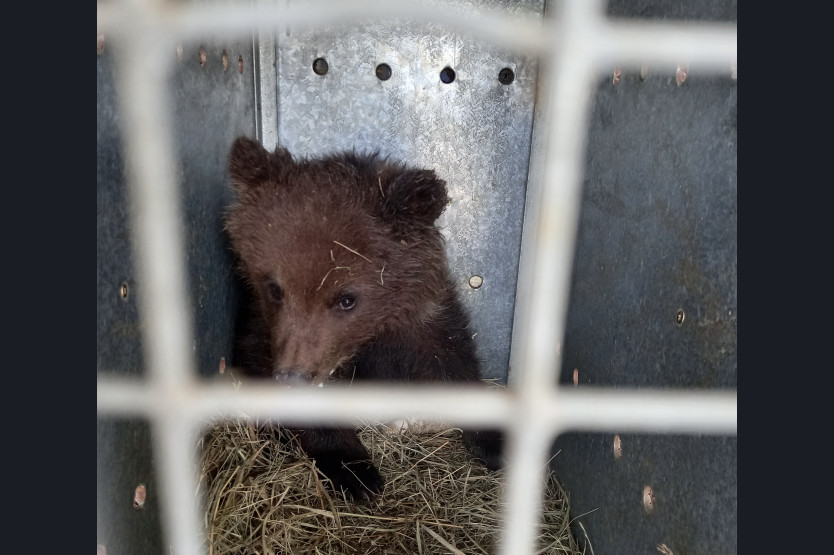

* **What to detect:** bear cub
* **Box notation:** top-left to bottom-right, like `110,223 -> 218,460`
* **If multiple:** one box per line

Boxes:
226,136 -> 502,501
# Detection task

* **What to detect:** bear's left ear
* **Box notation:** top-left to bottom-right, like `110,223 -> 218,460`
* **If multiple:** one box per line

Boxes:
228,136 -> 293,192
381,169 -> 449,227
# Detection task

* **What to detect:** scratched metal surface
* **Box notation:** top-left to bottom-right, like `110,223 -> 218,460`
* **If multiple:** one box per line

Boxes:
272,0 -> 545,382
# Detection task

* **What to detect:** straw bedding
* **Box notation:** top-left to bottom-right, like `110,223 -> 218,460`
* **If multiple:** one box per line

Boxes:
200,417 -> 583,555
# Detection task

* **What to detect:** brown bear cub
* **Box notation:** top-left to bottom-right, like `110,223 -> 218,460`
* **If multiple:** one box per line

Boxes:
225,136 -> 502,501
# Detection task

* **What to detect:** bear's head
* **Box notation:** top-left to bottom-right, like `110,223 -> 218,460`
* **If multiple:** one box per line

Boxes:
225,137 -> 451,385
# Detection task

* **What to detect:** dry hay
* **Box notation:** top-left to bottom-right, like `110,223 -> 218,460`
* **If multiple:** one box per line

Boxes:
200,419 -> 583,555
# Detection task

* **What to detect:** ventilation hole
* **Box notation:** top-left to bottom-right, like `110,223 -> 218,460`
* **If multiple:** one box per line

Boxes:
612,66 -> 621,85
238,55 -> 244,74
119,282 -> 129,301
640,64 -> 649,81
199,47 -> 207,67
573,368 -> 579,386
133,484 -> 146,510
222,50 -> 228,72
468,275 -> 483,289
440,66 -> 456,84
498,67 -> 514,85
675,309 -> 685,326
613,435 -> 623,459
219,357 -> 226,374
97,33 -> 104,55
375,63 -> 392,81
312,57 -> 329,75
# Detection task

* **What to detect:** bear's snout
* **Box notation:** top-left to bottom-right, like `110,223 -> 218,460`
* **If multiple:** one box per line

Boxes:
272,368 -> 314,386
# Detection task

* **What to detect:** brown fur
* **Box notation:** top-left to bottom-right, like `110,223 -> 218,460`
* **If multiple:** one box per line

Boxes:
226,137 -> 501,500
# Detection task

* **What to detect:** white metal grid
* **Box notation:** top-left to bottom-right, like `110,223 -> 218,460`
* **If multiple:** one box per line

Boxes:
95,1 -> 738,554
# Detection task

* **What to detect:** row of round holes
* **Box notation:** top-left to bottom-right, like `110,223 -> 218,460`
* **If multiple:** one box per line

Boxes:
313,57 -> 515,85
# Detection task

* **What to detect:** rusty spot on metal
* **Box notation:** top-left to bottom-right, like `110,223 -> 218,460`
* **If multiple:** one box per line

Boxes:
133,484 -> 147,510
676,63 -> 689,86
643,485 -> 656,513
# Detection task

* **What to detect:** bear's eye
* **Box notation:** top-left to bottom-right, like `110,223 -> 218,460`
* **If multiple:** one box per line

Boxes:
264,279 -> 283,304
337,293 -> 356,311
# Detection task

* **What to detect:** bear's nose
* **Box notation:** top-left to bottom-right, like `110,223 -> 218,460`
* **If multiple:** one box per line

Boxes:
272,369 -> 311,386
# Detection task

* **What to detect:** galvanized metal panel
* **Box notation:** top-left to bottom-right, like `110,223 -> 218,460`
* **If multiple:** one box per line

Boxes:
272,0 -> 545,382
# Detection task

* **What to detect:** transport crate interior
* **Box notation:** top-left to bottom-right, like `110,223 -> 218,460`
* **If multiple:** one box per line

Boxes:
97,1 -> 737,554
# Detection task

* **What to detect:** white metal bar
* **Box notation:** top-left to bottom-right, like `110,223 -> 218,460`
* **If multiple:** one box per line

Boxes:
111,37 -> 195,390
109,24 -> 203,555
596,19 -> 738,68
254,0 -> 280,151
501,1 -> 605,552
97,378 -> 737,434
97,1 -> 737,66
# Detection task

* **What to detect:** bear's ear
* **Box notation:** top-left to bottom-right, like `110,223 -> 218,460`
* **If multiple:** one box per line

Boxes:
228,136 -> 293,191
382,169 -> 449,227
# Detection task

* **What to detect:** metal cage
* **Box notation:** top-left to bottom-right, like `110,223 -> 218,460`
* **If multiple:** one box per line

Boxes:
97,1 -> 737,554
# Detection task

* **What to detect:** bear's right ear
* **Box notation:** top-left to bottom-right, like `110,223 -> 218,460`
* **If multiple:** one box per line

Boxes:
381,168 -> 449,229
228,136 -> 293,191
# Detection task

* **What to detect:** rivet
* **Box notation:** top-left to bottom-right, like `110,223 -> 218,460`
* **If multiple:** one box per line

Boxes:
468,275 -> 483,289
613,435 -> 623,459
